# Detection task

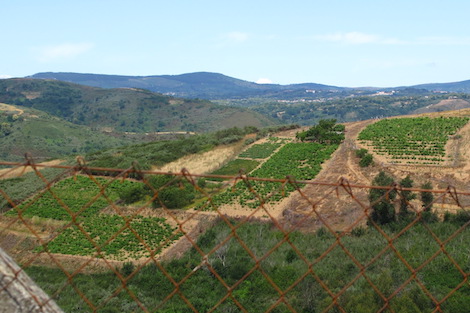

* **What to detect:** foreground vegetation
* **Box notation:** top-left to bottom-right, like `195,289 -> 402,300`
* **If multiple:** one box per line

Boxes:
26,216 -> 470,312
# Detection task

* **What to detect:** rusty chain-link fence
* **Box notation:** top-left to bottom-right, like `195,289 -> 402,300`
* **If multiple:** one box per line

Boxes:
0,158 -> 469,312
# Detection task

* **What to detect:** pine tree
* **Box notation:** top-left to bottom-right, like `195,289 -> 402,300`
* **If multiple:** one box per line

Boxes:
369,171 -> 397,225
420,182 -> 434,212
399,175 -> 416,219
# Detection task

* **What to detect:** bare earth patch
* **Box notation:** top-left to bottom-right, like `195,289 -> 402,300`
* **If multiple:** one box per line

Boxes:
154,139 -> 250,174
0,160 -> 65,180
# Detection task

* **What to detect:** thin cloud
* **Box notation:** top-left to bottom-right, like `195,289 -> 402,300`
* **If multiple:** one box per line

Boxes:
35,42 -> 94,62
0,75 -> 13,79
223,31 -> 249,43
417,36 -> 470,45
256,78 -> 273,84
314,32 -> 401,45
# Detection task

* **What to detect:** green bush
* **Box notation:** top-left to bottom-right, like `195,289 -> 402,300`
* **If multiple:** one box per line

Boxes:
355,148 -> 368,158
369,171 -> 396,225
118,184 -> 147,204
359,153 -> 373,167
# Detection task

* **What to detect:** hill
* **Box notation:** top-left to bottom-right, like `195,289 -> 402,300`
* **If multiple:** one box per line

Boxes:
412,79 -> 470,93
0,78 -> 276,133
29,71 -> 470,101
28,72 -> 346,99
0,103 -> 135,162
1,111 -> 470,312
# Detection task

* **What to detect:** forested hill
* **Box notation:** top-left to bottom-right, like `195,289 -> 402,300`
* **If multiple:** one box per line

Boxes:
28,71 -> 470,99
0,78 -> 276,133
28,72 -> 344,99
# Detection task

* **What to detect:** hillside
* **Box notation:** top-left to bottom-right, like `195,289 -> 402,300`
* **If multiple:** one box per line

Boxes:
29,72 -> 342,99
0,78 -> 276,133
26,72 -> 470,126
29,71 -> 470,101
413,79 -> 470,93
1,111 -> 470,312
0,103 -> 135,162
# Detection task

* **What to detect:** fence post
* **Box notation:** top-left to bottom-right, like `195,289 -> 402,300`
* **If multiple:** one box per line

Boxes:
0,248 -> 63,313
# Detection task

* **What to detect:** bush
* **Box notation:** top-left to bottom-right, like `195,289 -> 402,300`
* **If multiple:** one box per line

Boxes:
355,148 -> 368,158
444,210 -> 470,226
121,262 -> 135,277
351,226 -> 367,237
244,138 -> 255,146
359,153 -> 373,167
421,182 -> 434,211
119,184 -> 147,204
369,171 -> 396,225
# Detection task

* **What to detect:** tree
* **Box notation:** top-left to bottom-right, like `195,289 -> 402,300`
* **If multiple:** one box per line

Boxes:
420,182 -> 434,212
419,182 -> 437,222
296,119 -> 345,144
399,175 -> 416,219
369,171 -> 396,225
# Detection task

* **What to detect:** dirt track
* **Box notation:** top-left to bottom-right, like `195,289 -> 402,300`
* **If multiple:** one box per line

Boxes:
278,119 -> 379,231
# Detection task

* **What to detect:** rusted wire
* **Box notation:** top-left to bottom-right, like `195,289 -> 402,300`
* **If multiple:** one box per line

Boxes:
0,159 -> 469,312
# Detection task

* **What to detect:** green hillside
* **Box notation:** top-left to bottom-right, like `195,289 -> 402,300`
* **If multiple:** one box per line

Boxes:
0,104 -> 134,162
0,78 -> 276,133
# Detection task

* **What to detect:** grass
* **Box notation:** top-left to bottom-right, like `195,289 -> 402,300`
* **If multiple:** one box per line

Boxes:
25,217 -> 470,312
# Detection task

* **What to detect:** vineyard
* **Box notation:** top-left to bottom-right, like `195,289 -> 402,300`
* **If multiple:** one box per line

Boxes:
210,159 -> 260,177
358,117 -> 469,164
8,175 -> 180,260
238,138 -> 285,159
210,138 -> 286,179
201,142 -> 339,210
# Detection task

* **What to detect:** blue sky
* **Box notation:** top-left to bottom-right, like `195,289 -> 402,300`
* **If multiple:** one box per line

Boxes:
2,0 -> 470,87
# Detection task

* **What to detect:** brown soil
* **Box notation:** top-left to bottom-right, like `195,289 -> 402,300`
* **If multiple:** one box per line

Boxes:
279,110 -> 470,232
0,160 -> 65,180
153,136 -> 253,174
0,103 -> 24,115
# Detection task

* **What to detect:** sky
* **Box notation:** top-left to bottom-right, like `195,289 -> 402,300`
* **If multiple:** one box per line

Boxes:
2,0 -> 470,87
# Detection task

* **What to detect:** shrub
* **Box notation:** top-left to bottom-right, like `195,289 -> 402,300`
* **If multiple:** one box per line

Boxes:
359,153 -> 373,167
121,262 -> 135,277
355,148 -> 368,158
119,184 -> 147,204
444,210 -> 470,226
421,182 -> 434,211
369,171 -> 396,225
244,138 -> 255,145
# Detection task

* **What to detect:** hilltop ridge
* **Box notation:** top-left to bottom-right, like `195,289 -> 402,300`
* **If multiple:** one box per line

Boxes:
28,71 -> 470,99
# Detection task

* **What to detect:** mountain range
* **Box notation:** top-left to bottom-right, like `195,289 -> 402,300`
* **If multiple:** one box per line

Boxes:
28,72 -> 470,99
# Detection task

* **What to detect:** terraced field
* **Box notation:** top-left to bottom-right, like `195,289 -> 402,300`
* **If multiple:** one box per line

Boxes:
7,175 -> 180,260
358,117 -> 469,165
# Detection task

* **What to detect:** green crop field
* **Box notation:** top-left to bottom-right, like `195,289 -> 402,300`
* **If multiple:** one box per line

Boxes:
201,142 -> 338,210
210,159 -> 260,177
8,175 -> 180,259
238,141 -> 283,159
358,117 -> 469,164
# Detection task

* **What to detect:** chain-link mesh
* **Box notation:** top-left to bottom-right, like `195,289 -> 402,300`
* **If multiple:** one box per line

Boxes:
1,158 -> 469,312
